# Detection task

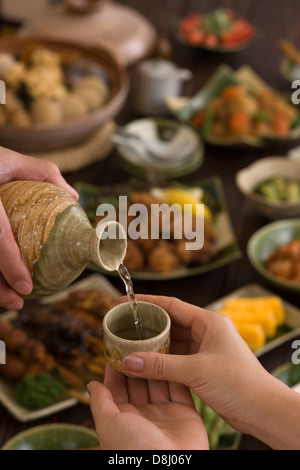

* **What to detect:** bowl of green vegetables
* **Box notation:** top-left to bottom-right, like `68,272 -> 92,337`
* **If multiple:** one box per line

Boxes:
236,157 -> 300,220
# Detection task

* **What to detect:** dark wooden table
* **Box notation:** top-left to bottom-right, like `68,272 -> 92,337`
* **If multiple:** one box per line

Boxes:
1,0 -> 300,451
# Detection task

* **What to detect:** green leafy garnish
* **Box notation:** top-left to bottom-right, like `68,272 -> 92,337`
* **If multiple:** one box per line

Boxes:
202,9 -> 233,36
16,372 -> 65,409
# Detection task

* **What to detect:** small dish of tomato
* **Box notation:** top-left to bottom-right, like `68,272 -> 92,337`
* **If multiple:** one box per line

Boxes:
175,9 -> 261,52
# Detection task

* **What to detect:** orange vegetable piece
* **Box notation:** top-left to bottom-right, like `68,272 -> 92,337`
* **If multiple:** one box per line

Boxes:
271,112 -> 290,136
191,110 -> 205,128
228,111 -> 252,135
222,86 -> 245,100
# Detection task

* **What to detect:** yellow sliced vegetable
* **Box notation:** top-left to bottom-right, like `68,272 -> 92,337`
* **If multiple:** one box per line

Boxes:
163,188 -> 213,221
234,322 -> 266,352
223,297 -> 285,325
219,309 -> 277,338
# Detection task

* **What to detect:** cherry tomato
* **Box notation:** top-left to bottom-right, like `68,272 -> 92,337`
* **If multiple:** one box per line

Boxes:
221,18 -> 255,45
186,30 -> 204,46
203,34 -> 219,48
179,14 -> 201,34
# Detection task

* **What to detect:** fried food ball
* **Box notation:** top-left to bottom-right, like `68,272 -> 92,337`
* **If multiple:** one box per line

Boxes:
123,239 -> 145,272
0,53 -> 16,81
60,93 -> 88,120
174,239 -> 194,264
5,61 -> 25,90
148,241 -> 181,273
30,48 -> 61,68
10,108 -> 32,127
175,218 -> 216,265
74,85 -> 105,112
5,89 -> 24,114
137,237 -> 159,253
129,191 -> 161,209
31,98 -> 63,124
0,353 -> 26,381
74,76 -> 109,110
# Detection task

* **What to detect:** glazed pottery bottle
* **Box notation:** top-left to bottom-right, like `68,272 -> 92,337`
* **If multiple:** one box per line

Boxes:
0,180 -> 127,299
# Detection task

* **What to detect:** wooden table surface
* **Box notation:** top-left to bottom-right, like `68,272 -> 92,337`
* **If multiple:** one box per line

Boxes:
1,0 -> 300,451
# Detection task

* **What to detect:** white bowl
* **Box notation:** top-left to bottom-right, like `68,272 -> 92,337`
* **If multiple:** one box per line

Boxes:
236,157 -> 300,220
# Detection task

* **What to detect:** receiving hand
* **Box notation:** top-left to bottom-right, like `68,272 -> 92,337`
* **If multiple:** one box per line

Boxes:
120,295 -> 274,435
88,363 -> 209,450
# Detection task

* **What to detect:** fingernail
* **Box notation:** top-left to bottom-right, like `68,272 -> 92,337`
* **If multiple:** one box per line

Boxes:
14,281 -> 33,296
122,356 -> 144,373
86,383 -> 92,396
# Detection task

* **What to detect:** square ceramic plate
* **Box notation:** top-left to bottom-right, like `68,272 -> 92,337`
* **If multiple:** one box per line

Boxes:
0,274 -> 120,422
205,283 -> 300,357
167,65 -> 300,148
75,176 -> 242,281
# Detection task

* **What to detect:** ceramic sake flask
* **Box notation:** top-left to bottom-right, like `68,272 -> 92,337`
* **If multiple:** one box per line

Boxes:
0,180 -> 127,299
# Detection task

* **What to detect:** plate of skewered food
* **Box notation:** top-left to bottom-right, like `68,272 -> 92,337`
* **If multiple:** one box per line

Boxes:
0,274 -> 120,421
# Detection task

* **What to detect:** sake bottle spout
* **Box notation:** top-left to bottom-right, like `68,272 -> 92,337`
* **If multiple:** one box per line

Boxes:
92,221 -> 127,271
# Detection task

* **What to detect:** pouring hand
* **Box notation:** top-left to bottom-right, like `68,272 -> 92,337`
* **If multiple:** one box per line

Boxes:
0,147 -> 78,310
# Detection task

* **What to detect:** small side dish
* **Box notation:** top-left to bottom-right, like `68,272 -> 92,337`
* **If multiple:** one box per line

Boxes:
254,176 -> 300,203
206,284 -> 300,357
167,65 -> 300,147
94,186 -> 216,274
236,157 -> 300,220
191,83 -> 298,139
76,177 -> 241,281
247,220 -> 300,293
217,296 -> 286,351
178,9 -> 257,50
279,39 -> 300,81
265,240 -> 300,284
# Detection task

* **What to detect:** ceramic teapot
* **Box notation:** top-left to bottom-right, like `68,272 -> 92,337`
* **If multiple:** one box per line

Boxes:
133,59 -> 192,115
0,180 -> 127,299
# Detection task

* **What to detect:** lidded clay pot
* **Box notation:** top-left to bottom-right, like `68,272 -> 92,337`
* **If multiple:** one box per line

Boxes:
0,180 -> 127,299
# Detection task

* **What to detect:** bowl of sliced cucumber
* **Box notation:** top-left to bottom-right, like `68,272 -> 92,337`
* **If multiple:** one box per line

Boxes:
236,157 -> 300,220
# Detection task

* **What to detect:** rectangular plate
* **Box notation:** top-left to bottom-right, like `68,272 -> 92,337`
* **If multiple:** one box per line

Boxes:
75,176 -> 242,281
0,274 -> 121,422
205,283 -> 300,357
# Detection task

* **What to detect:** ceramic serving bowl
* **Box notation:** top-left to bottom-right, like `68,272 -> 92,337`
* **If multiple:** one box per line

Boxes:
103,301 -> 171,376
247,219 -> 300,293
2,424 -> 100,450
236,157 -> 300,220
0,37 -> 128,152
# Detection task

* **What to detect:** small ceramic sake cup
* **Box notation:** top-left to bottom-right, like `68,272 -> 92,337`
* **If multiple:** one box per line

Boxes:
103,301 -> 171,376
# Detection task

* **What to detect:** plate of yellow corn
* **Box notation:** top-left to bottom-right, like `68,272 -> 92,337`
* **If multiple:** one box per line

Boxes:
206,283 -> 300,356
